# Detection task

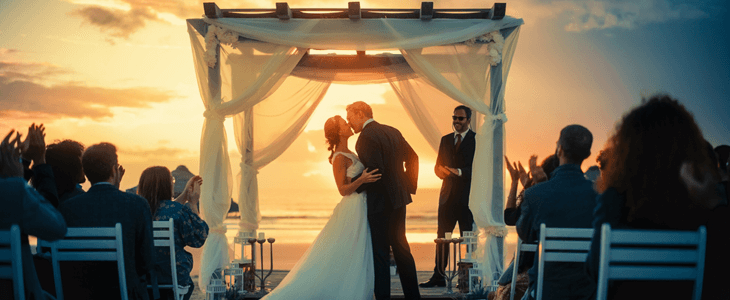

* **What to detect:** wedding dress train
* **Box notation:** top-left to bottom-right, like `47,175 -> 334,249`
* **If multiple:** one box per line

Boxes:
262,152 -> 374,300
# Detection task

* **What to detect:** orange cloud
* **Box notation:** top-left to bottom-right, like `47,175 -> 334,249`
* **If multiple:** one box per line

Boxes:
0,59 -> 176,119
70,5 -> 163,39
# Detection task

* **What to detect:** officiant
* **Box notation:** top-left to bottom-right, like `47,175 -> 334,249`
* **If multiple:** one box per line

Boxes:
420,105 -> 476,288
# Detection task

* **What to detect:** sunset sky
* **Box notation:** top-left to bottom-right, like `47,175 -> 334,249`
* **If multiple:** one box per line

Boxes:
1,0 -> 728,201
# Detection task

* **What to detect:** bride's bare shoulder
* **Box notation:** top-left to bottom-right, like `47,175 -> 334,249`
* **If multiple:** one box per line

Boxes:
332,152 -> 354,169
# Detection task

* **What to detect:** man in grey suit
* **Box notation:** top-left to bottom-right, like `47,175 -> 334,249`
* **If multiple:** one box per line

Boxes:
347,101 -> 421,300
516,125 -> 596,300
59,142 -> 154,300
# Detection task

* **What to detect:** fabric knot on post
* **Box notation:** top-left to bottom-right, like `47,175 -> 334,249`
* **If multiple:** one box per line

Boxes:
240,162 -> 259,175
203,110 -> 225,122
490,113 -> 508,123
482,226 -> 508,237
209,225 -> 228,235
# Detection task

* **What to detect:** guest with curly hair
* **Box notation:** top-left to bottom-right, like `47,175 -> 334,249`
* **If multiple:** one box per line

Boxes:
586,94 -> 729,299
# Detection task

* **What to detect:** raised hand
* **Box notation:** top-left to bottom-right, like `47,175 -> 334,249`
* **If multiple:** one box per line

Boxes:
22,123 -> 46,165
186,175 -> 204,205
358,168 -> 382,184
0,130 -> 24,178
113,164 -> 125,188
505,156 -> 520,185
517,161 -> 530,188
680,162 -> 722,209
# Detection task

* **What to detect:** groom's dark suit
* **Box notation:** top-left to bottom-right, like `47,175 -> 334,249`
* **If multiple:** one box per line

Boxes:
355,120 -> 421,300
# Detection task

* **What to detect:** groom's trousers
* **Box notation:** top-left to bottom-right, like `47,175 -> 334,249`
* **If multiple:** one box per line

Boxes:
368,205 -> 421,300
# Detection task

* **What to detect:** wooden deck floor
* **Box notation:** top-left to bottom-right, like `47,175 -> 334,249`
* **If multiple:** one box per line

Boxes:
190,271 -> 480,300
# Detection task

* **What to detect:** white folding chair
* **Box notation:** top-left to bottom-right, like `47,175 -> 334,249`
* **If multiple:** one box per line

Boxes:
39,223 -> 128,300
0,225 -> 24,300
149,218 -> 187,300
509,238 -> 536,300
535,224 -> 593,300
596,223 -> 706,300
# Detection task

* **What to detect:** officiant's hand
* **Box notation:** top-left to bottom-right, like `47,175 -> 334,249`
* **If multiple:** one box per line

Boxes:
356,168 -> 381,184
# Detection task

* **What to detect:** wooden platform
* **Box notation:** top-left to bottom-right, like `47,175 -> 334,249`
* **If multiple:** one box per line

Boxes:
190,270 -> 481,300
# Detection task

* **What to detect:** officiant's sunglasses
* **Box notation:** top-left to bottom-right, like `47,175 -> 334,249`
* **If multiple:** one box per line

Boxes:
452,116 -> 467,121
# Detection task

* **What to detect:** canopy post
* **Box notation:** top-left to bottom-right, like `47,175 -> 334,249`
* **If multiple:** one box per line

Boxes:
204,2 -> 222,18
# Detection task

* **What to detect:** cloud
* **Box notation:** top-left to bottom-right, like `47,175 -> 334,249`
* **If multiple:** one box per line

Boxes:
545,0 -> 710,32
0,60 -> 176,119
70,5 -> 163,39
0,48 -> 20,56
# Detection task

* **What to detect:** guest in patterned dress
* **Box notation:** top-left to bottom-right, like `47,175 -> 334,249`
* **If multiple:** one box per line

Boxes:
138,166 -> 209,300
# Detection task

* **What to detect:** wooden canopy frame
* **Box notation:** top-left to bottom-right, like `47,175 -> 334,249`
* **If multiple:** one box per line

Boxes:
202,2 -> 506,70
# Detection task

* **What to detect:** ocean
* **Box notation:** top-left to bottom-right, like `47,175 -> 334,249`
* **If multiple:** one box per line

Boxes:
223,187 -> 518,246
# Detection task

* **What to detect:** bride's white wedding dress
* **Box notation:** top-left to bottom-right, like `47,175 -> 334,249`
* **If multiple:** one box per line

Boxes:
262,152 -> 374,300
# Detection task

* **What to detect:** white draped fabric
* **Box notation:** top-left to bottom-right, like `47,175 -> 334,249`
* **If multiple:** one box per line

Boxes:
187,16 -> 523,292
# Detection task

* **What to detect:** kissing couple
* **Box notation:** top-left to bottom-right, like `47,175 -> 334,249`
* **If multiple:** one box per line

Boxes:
262,101 -> 422,300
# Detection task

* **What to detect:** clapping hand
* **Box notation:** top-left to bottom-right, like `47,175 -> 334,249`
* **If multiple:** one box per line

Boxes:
21,123 -> 46,165
113,164 -> 125,188
358,168 -> 381,184
185,175 -> 203,205
505,156 -> 520,186
529,155 -> 548,184
680,162 -> 722,209
0,130 -> 24,178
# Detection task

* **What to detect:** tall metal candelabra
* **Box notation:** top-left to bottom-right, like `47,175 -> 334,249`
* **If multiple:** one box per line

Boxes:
248,237 -> 275,294
435,237 -> 464,294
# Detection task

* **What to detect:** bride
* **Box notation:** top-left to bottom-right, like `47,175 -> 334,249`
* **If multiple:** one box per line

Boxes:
262,115 -> 381,300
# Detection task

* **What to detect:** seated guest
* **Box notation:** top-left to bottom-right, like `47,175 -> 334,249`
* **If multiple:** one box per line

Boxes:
137,166 -> 208,300
1,129 -> 67,300
586,95 -> 729,300
504,154 -> 559,225
495,154 -> 558,300
58,142 -> 154,300
45,140 -> 86,204
516,124 -> 596,300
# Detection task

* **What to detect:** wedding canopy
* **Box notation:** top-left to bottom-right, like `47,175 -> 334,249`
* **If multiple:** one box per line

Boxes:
186,3 -> 524,291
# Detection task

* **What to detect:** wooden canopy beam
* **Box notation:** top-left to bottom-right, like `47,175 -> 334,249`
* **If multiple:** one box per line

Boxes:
203,2 -> 506,20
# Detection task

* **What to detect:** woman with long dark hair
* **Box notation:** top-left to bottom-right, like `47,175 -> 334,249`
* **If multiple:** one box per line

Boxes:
585,95 -> 729,299
138,166 -> 208,300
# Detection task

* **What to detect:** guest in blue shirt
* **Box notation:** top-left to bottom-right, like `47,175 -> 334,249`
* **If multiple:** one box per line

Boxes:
516,124 -> 597,300
137,166 -> 208,300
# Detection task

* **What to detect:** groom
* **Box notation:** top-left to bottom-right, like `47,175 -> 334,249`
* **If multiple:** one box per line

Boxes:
347,101 -> 422,300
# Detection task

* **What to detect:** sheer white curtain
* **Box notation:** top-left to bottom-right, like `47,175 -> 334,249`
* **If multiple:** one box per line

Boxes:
189,21 -> 319,291
232,77 -> 331,232
400,28 -> 521,285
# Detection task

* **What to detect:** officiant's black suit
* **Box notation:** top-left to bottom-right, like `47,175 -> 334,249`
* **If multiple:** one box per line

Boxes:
429,129 -> 476,282
355,120 -> 421,300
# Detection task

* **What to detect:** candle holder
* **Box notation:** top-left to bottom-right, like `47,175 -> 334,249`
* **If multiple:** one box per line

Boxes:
252,237 -> 275,295
435,237 -> 462,295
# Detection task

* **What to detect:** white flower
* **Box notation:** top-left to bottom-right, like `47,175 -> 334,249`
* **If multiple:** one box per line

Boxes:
218,30 -> 239,44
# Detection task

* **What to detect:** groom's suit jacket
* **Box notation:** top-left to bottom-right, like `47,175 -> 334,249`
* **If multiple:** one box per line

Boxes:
355,121 -> 419,215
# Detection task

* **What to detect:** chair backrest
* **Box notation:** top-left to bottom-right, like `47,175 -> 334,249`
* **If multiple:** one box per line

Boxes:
509,238 -> 537,300
0,225 -> 24,300
38,223 -> 127,300
150,218 -> 182,300
596,223 -> 706,300
535,223 -> 593,300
